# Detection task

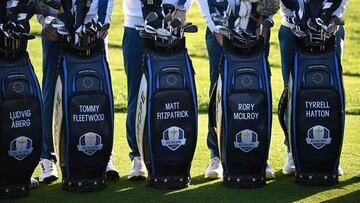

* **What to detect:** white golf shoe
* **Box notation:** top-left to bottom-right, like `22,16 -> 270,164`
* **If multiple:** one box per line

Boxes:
282,152 -> 344,176
30,177 -> 39,188
106,155 -> 120,180
338,165 -> 344,176
205,157 -> 223,179
266,163 -> 276,179
283,152 -> 296,175
128,156 -> 146,180
357,171 -> 360,178
39,159 -> 58,184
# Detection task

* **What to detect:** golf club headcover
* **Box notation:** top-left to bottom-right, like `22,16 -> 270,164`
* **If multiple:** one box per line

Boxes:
319,0 -> 342,25
141,0 -> 163,29
136,40 -> 198,189
53,40 -> 114,192
288,36 -> 345,186
256,0 -> 279,16
209,40 -> 272,188
0,53 -> 43,198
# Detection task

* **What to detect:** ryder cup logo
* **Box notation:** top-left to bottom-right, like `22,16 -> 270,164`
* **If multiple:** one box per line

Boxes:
8,136 -> 33,161
234,129 -> 259,153
77,132 -> 103,155
306,125 -> 331,149
161,126 -> 186,151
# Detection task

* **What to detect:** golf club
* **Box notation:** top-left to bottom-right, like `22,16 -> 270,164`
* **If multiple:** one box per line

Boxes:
180,24 -> 198,38
217,25 -> 233,38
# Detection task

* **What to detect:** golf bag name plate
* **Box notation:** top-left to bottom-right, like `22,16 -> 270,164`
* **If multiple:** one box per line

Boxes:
53,50 -> 114,192
0,55 -> 43,198
288,46 -> 345,186
210,46 -> 272,188
136,49 -> 198,189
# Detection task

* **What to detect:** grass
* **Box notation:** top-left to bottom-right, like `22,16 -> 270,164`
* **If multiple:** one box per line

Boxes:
5,0 -> 360,202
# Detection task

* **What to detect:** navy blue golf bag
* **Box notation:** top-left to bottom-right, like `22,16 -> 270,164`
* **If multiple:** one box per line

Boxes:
0,40 -> 43,198
136,38 -> 198,189
52,40 -> 114,192
209,39 -> 272,188
278,36 -> 345,186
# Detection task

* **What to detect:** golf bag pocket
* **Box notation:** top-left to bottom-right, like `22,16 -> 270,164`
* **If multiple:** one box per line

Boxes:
210,49 -> 272,188
0,56 -> 43,198
288,49 -> 345,186
136,49 -> 198,189
157,67 -> 184,89
151,90 -> 195,169
53,51 -> 114,192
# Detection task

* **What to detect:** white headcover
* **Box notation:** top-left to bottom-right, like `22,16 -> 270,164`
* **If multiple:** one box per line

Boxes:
235,0 -> 258,31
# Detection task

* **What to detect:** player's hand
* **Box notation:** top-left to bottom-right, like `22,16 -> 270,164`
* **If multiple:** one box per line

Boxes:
171,9 -> 186,34
214,32 -> 223,46
99,24 -> 110,39
173,10 -> 186,24
327,18 -> 340,36
43,24 -> 60,41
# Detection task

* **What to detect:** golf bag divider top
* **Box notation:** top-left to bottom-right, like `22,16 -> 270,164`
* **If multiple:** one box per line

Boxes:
209,39 -> 272,188
52,40 -> 114,192
286,36 -> 345,186
136,38 -> 198,189
0,49 -> 43,198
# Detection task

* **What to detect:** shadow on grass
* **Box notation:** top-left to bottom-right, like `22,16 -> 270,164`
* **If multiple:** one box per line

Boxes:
323,179 -> 360,203
13,172 -> 359,203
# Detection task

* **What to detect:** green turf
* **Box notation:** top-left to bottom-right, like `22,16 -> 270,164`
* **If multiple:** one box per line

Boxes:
5,0 -> 360,202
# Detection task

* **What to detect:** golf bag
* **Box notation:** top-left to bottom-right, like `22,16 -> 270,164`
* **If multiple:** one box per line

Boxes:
278,36 -> 345,186
136,38 -> 198,189
209,39 -> 272,188
0,39 -> 43,197
52,40 -> 114,192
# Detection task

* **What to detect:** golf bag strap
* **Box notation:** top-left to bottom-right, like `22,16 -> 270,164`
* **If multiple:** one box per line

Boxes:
208,82 -> 217,137
278,86 -> 288,137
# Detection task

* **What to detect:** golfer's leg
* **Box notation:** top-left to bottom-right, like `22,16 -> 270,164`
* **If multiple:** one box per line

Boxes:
123,27 -> 144,161
335,26 -> 345,61
206,29 -> 222,159
278,25 -> 295,152
40,35 -> 60,162
279,25 -> 296,175
39,34 -> 60,183
204,29 -> 224,179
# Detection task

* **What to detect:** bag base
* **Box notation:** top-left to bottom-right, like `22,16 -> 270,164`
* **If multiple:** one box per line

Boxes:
0,183 -> 30,199
62,176 -> 106,193
223,175 -> 266,188
295,173 -> 338,186
148,175 -> 190,189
